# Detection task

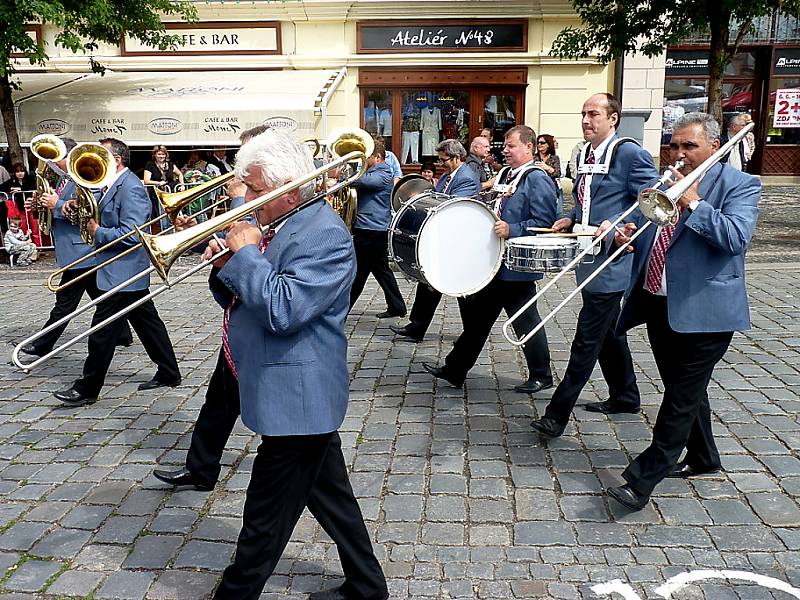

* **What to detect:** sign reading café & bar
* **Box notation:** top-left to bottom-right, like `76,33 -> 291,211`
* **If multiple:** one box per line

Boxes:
122,21 -> 280,56
357,20 -> 527,53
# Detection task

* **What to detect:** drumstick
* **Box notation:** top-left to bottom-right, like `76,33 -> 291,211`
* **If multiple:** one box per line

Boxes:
526,227 -> 556,233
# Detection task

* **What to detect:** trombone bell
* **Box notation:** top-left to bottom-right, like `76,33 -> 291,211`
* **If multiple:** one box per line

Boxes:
638,188 -> 679,226
156,172 -> 235,223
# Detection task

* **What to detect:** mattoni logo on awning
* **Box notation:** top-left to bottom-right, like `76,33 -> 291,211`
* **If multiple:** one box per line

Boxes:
36,119 -> 70,135
263,116 -> 298,132
148,118 -> 183,135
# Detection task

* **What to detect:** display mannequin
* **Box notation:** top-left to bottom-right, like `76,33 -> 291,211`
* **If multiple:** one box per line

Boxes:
378,107 -> 392,151
401,108 -> 421,164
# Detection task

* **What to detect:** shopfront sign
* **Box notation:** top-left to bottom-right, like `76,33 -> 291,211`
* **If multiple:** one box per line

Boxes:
665,51 -> 710,76
774,48 -> 800,75
36,119 -> 70,135
357,20 -> 527,53
148,118 -> 184,136
122,22 -> 281,56
773,89 -> 800,128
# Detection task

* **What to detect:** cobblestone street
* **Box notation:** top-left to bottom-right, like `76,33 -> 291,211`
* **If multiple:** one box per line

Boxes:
0,186 -> 798,599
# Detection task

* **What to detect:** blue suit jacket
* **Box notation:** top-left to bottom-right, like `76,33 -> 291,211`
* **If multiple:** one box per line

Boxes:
436,164 -> 480,197
94,169 -> 152,292
352,162 -> 393,231
212,200 -> 355,436
500,168 -> 558,282
52,178 -> 99,269
570,136 -> 658,293
617,163 -> 760,334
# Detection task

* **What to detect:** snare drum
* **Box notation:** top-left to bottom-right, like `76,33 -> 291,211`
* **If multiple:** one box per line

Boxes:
388,192 -> 504,296
505,236 -> 579,274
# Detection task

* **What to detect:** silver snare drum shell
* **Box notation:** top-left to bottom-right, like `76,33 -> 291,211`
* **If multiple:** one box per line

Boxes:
505,236 -> 580,273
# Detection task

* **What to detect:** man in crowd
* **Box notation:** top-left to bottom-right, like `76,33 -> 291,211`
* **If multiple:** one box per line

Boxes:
348,143 -> 406,319
389,139 -> 480,343
54,137 -> 180,406
204,130 -> 387,600
465,135 -> 493,185
423,125 -> 555,392
20,137 -> 132,358
207,146 -> 233,174
530,93 -> 657,438
721,113 -> 750,171
605,112 -> 760,510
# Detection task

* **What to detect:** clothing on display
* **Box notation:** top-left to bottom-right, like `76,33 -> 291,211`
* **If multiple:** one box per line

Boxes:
378,109 -> 393,137
420,106 -> 442,156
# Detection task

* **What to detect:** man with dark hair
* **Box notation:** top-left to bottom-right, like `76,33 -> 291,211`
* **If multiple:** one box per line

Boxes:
424,125 -> 556,391
530,92 -> 658,438
54,137 -> 180,406
348,143 -> 406,318
605,112 -> 760,510
20,137 -> 132,358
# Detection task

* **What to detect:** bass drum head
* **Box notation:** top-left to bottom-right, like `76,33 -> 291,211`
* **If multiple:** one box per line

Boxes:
417,199 -> 503,297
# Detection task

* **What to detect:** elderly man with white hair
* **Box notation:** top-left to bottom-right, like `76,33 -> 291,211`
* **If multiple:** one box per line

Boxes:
201,130 -> 387,600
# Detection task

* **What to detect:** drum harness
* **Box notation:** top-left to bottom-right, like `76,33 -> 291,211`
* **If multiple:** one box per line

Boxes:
490,163 -> 549,217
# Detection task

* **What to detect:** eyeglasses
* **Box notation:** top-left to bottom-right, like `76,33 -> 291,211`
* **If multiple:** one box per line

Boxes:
437,156 -> 454,164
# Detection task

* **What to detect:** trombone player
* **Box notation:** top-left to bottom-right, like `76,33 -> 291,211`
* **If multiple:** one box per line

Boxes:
604,112 -> 760,510
20,137 -> 133,359
54,137 -> 181,407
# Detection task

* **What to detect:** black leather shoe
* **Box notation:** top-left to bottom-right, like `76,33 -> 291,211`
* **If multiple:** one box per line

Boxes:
116,337 -> 133,348
422,362 -> 464,388
20,343 -> 43,357
529,417 -> 565,438
607,484 -> 650,511
585,399 -> 641,414
389,324 -> 423,342
54,387 -> 97,407
376,310 -> 406,319
513,379 -> 553,394
666,462 -> 722,478
138,376 -> 181,391
308,586 -> 388,600
153,467 -> 213,491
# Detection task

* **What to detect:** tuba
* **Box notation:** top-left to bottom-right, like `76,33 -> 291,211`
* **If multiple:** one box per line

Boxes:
66,143 -> 116,246
30,134 -> 68,237
323,128 -> 374,229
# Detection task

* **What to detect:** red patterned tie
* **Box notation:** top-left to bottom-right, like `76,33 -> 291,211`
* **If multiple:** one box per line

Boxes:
442,174 -> 452,194
55,178 -> 68,196
576,151 -> 595,207
645,209 -> 682,294
221,228 -> 276,378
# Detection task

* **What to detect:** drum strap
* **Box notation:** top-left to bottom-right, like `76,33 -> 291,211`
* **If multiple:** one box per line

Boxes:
576,137 -> 637,227
492,163 -> 546,216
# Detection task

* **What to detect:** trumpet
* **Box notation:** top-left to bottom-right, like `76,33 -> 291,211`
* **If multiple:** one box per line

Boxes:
45,172 -> 234,294
502,122 -> 755,347
30,134 -> 68,237
12,150 -> 368,373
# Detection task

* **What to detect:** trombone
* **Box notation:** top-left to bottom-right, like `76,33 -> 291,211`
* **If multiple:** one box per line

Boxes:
30,134 -> 68,237
45,172 -> 234,293
502,122 -> 755,347
12,148 -> 369,373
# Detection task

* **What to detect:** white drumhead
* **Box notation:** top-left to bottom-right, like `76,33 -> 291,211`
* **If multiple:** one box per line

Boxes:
508,235 -> 577,248
417,199 -> 503,296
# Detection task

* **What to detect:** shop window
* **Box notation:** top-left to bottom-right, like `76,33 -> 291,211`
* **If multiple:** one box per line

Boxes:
663,79 -> 755,143
363,90 -> 393,143
398,90 -> 470,165
766,78 -> 800,145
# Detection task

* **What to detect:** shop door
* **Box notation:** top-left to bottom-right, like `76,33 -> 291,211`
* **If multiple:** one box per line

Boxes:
474,90 -> 524,157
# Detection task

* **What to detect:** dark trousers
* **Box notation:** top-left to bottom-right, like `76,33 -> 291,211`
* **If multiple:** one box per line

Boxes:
186,348 -> 240,487
623,294 -> 732,496
544,289 -> 640,426
73,288 -> 180,397
213,431 -> 388,600
33,267 -> 132,354
443,277 -> 551,384
406,282 -> 442,338
349,228 -> 406,315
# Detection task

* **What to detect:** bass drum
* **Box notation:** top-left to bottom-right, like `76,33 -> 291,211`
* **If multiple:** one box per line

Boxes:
388,192 -> 504,297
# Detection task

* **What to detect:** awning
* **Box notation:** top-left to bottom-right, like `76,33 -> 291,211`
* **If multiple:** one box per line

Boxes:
7,68 -> 345,146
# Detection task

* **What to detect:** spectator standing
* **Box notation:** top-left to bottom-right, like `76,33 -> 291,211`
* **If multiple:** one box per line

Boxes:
465,136 -> 492,185
534,134 -> 563,216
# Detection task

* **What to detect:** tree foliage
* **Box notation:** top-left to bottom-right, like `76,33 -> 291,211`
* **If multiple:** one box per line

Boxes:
550,0 -> 800,124
1,0 -> 197,163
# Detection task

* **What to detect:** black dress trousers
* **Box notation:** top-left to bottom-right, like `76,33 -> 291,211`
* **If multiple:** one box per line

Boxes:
406,282 -> 442,338
443,277 -> 552,385
543,289 -> 640,426
213,432 -> 388,600
349,228 -> 406,316
185,348 -> 240,487
32,267 -> 132,354
622,293 -> 733,496
73,289 -> 180,397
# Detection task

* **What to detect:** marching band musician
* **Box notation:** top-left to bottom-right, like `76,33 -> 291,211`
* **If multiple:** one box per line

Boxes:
605,112 -> 760,510
203,130 -> 387,600
20,138 -> 134,358
54,138 -> 180,407
530,93 -> 658,438
390,139 -> 480,343
423,125 -> 555,392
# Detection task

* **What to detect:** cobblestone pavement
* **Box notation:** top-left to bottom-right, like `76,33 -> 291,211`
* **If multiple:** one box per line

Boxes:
0,187 -> 798,599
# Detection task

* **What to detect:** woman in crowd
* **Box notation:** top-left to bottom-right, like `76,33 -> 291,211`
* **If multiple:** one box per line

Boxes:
143,145 -> 183,228
534,134 -> 563,217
